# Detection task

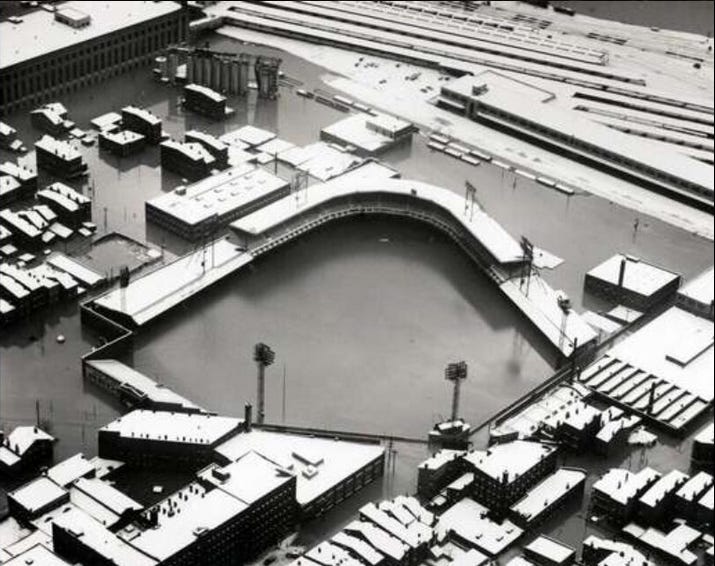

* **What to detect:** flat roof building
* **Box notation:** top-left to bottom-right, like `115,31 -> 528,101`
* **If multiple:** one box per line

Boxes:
8,477 -> 69,522
185,130 -> 229,169
0,1 -> 187,115
146,164 -> 290,241
99,129 -> 146,157
36,181 -> 91,227
98,409 -> 244,469
590,467 -> 661,526
509,468 -> 587,528
321,113 -> 416,156
678,267 -> 714,320
585,254 -> 681,310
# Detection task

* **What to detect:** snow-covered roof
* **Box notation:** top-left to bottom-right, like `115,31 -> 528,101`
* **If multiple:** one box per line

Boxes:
184,83 -> 226,102
676,471 -> 714,502
124,482 -> 246,562
9,477 -> 67,516
73,477 -> 143,516
638,470 -> 689,509
147,164 -> 289,226
220,125 -> 276,148
231,177 -> 525,264
525,536 -> 575,564
418,449 -> 464,471
198,450 -> 294,505
122,106 -> 161,126
435,498 -> 522,556
463,440 -> 556,484
47,453 -> 95,487
35,135 -> 81,161
592,467 -> 660,506
2,544 -> 72,565
343,520 -> 407,562
92,239 -> 251,326
331,532 -> 384,566
678,267 -> 714,307
510,468 -> 586,523
53,507 -> 157,566
0,1 -> 181,69
587,254 -> 680,297
306,541 -> 363,566
47,252 -> 104,287
215,430 -> 384,506
100,129 -> 145,145
160,140 -> 216,164
100,409 -> 242,446
360,502 -> 432,549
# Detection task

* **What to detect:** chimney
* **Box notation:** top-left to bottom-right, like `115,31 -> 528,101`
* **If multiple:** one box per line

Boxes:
244,403 -> 253,432
618,257 -> 627,287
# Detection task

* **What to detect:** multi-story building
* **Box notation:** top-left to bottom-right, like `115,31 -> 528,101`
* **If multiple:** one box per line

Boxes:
99,129 -> 146,157
160,139 -> 216,181
416,449 -> 466,499
35,135 -> 88,180
590,467 -> 661,526
185,130 -> 229,169
0,1 -> 187,115
36,182 -> 91,227
0,160 -> 38,194
121,106 -> 162,144
146,164 -> 290,241
463,440 -> 558,519
98,409 -> 244,469
183,84 -> 230,119
0,425 -> 55,477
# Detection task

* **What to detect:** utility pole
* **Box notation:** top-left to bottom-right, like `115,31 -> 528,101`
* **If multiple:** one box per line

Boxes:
464,181 -> 477,221
445,361 -> 468,421
253,343 -> 275,425
520,236 -> 534,294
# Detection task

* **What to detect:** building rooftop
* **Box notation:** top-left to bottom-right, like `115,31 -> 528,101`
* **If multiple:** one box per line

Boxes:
53,507 -> 157,566
9,477 -> 67,516
587,254 -> 680,297
360,502 -> 432,549
592,467 -> 660,506
92,239 -> 251,326
638,470 -> 689,509
678,266 -> 714,307
184,83 -> 226,103
322,114 -> 409,153
624,523 -> 700,566
331,531 -> 384,566
122,482 -> 247,562
147,164 -> 288,226
0,1 -> 182,69
0,161 -> 36,182
343,520 -> 408,562
185,130 -> 227,153
676,471 -> 713,502
2,543 -> 72,566
0,208 -> 43,238
100,129 -> 146,145
122,106 -> 161,126
525,536 -> 575,564
608,306 -> 713,402
418,449 -> 464,471
85,359 -> 203,413
161,139 -> 216,165
35,135 -> 81,161
510,468 -> 586,523
100,409 -> 242,446
2,426 -> 54,456
46,252 -> 104,287
198,450 -> 294,505
463,440 -> 556,484
435,498 -> 523,556
215,430 -> 384,506
47,453 -> 95,487
220,125 -> 275,148
73,477 -> 143,516
306,541 -> 364,566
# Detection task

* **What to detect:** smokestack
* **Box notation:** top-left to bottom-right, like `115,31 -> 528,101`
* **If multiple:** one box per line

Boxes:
618,258 -> 627,287
244,403 -> 253,432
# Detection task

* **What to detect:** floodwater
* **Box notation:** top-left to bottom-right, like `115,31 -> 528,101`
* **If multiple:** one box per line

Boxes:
1,28 -> 713,534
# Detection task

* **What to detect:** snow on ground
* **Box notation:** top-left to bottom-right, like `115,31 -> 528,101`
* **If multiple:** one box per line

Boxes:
217,26 -> 713,240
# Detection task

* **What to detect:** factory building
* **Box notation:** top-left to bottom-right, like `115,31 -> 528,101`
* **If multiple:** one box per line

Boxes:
0,1 -> 188,115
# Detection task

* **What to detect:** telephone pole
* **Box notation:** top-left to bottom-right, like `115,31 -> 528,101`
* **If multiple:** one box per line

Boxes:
253,343 -> 275,425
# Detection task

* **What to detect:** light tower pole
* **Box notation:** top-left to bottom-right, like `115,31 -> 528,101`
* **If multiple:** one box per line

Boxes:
445,361 -> 468,421
253,343 -> 275,425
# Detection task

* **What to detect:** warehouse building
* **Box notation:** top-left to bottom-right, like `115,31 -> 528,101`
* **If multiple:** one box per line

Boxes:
183,84 -> 232,119
35,135 -> 88,180
146,164 -> 290,241
121,106 -> 162,145
0,1 -> 187,115
160,139 -> 216,181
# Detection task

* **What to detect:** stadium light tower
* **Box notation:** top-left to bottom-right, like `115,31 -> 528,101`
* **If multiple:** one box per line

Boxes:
445,361 -> 468,421
254,343 -> 275,425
